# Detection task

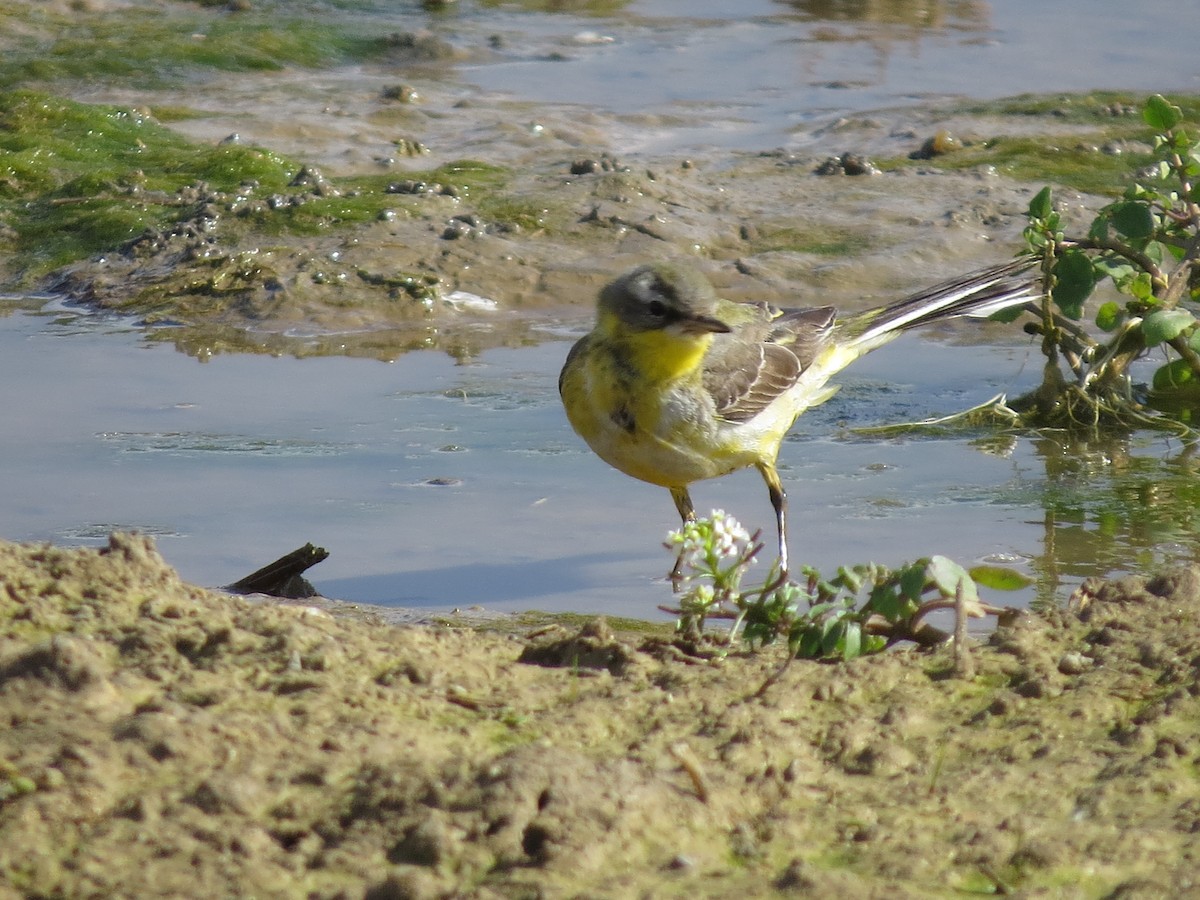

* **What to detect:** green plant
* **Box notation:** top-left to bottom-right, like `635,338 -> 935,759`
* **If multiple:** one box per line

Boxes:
664,510 -> 770,638
1012,94 -> 1200,428
663,513 -> 1016,660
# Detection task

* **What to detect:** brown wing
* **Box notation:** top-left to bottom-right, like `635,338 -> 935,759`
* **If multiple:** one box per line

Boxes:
703,304 -> 837,424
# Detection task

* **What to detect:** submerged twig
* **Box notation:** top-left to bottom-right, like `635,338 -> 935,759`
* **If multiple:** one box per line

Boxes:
852,394 -> 1022,436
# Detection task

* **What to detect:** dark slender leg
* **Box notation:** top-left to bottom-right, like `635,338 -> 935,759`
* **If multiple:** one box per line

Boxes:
756,462 -> 789,577
669,486 -> 696,525
668,486 -> 696,584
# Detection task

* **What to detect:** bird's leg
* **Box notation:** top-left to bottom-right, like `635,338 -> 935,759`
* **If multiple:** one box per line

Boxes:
668,486 -> 696,588
756,462 -> 789,579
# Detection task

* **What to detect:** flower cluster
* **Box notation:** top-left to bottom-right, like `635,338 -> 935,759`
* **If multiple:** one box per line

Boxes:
667,509 -> 753,576
665,511 -> 758,633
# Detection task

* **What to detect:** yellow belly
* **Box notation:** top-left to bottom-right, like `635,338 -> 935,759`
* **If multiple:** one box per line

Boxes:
561,347 -> 779,488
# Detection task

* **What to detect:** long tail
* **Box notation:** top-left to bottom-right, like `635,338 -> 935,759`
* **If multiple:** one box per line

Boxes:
847,257 -> 1040,351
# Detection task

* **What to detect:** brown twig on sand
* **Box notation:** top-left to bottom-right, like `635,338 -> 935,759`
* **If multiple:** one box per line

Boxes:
669,742 -> 710,803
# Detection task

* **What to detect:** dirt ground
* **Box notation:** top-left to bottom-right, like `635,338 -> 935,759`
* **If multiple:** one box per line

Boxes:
3,532 -> 1199,898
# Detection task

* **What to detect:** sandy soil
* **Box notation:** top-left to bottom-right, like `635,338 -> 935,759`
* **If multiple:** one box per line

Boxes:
3,533 -> 1199,898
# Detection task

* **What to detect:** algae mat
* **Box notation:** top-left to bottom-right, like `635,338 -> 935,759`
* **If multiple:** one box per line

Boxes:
2,533 -> 1199,897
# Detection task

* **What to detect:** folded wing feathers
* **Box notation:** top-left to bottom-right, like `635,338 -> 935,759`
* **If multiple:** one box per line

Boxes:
710,342 -> 805,423
703,257 -> 1040,425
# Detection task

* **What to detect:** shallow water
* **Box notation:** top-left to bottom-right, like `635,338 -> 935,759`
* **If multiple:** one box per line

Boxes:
460,0 -> 1200,155
4,0 -> 1200,619
76,0 -> 1200,168
4,305 -> 1196,619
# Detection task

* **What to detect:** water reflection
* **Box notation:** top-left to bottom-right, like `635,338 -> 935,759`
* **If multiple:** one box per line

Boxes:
776,0 -> 995,96
782,0 -> 991,29
141,316 -> 555,365
1022,433 -> 1200,607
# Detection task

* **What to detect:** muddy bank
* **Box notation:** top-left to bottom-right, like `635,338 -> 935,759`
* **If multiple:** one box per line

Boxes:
24,94 -> 1051,362
3,1 -> 1194,363
4,75 -> 1179,361
2,533 -> 1198,897
8,81 -> 1170,364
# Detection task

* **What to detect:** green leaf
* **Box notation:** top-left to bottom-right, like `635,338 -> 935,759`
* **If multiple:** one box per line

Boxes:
1109,201 -> 1155,240
968,565 -> 1034,591
836,565 -> 863,594
841,621 -> 862,660
1127,272 -> 1155,302
1051,250 -> 1096,319
1028,186 -> 1053,220
1143,94 -> 1182,131
1093,256 -> 1136,283
898,564 -> 928,602
1123,182 -> 1157,202
1152,358 -> 1198,392
794,625 -> 822,659
989,305 -> 1028,324
869,582 -> 903,621
1095,300 -> 1124,332
928,555 -> 979,604
821,618 -> 846,656
1141,308 -> 1196,346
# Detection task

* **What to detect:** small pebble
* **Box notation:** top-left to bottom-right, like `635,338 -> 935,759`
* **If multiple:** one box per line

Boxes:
1057,651 -> 1093,675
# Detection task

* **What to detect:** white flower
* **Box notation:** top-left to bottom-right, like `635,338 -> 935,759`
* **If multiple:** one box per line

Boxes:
668,512 -> 756,586
709,510 -> 751,561
667,519 -> 709,573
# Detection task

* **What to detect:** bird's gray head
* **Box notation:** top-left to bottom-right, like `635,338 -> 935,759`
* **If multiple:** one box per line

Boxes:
597,263 -> 731,335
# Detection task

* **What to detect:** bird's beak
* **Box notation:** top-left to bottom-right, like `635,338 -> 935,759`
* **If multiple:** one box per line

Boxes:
678,313 -> 732,335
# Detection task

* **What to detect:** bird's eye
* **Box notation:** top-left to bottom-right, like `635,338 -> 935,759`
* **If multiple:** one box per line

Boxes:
647,299 -> 667,318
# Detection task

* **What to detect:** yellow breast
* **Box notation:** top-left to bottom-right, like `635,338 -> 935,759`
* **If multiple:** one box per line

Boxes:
560,318 -> 755,488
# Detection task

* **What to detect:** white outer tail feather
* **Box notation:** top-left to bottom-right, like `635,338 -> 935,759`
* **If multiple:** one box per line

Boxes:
851,259 -> 1039,351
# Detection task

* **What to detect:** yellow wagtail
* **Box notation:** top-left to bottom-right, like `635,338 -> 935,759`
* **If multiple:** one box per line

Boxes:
558,258 -> 1039,575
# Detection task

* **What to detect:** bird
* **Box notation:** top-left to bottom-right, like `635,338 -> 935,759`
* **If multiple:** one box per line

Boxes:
558,257 -> 1039,577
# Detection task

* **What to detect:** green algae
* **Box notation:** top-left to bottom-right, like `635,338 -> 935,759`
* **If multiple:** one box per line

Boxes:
904,135 -> 1152,197
246,161 -> 517,237
0,90 -> 296,279
477,0 -> 632,13
747,223 -> 874,257
0,3 -> 392,90
0,89 -> 540,296
473,195 -> 552,232
892,92 -> 1200,195
427,160 -> 509,190
966,91 -> 1200,125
